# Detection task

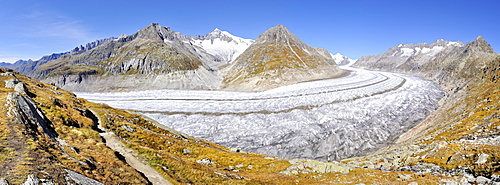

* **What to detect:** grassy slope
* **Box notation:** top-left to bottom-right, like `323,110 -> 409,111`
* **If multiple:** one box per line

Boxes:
0,69 -> 150,184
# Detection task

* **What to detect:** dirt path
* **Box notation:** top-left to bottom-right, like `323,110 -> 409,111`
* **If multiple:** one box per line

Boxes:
100,132 -> 173,185
88,109 -> 173,185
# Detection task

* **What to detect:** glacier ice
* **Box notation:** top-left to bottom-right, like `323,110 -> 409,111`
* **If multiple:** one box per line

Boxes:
77,67 -> 444,161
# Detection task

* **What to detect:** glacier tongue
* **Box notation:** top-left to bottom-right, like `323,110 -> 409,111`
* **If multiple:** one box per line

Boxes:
77,67 -> 443,161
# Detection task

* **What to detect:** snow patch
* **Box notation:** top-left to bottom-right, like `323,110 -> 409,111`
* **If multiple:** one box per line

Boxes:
420,46 -> 444,57
447,41 -> 462,47
400,48 -> 414,57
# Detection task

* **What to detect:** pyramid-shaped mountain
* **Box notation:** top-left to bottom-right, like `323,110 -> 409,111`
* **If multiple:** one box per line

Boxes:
222,24 -> 345,91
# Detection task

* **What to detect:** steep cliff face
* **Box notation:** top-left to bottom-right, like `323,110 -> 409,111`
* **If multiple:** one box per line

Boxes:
222,24 -> 345,91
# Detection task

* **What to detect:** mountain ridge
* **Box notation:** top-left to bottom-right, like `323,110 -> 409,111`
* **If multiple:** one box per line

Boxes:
13,23 -> 344,93
347,36 -> 500,182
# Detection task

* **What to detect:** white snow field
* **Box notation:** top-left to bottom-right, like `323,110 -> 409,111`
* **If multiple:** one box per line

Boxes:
77,67 -> 444,161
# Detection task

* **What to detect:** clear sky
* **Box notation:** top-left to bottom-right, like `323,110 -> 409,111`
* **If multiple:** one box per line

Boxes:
1,0 -> 499,63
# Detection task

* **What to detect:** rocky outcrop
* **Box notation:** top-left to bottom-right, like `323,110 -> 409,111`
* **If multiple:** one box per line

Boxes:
222,24 -> 345,91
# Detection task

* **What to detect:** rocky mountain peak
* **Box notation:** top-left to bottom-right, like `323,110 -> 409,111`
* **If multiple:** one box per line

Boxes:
468,35 -> 494,53
134,23 -> 174,41
203,28 -> 235,42
212,28 -> 222,33
255,24 -> 303,45
222,24 -> 343,91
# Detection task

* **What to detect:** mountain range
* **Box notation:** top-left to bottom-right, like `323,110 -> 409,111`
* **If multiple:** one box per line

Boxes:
1,22 -> 499,184
4,23 -> 346,92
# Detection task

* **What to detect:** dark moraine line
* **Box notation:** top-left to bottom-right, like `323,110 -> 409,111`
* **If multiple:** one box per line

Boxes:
137,78 -> 406,116
86,74 -> 391,102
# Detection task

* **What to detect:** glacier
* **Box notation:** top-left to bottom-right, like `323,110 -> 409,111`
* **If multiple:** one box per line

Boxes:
77,67 -> 444,161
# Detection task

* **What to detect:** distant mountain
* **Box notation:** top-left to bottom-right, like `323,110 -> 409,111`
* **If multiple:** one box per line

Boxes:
331,53 -> 356,66
353,36 -> 498,88
222,24 -> 345,91
0,62 -> 13,67
27,23 -> 226,92
8,38 -> 116,75
186,28 -> 254,63
353,39 -> 464,72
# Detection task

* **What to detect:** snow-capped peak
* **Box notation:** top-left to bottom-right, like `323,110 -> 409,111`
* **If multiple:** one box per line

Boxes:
330,53 -> 357,66
392,39 -> 464,58
189,29 -> 254,63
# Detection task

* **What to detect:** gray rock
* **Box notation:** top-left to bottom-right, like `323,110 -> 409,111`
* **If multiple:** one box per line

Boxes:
7,92 -> 57,140
64,169 -> 103,185
475,153 -> 489,164
475,176 -> 490,184
182,148 -> 192,154
196,158 -> 214,165
1,72 -> 14,76
14,82 -> 27,93
398,174 -> 412,180
22,174 -> 39,185
440,179 -> 459,185
4,78 -> 19,88
0,178 -> 9,185
121,125 -> 135,132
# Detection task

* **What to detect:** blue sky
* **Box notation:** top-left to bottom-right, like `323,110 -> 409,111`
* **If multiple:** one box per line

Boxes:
1,0 -> 499,63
